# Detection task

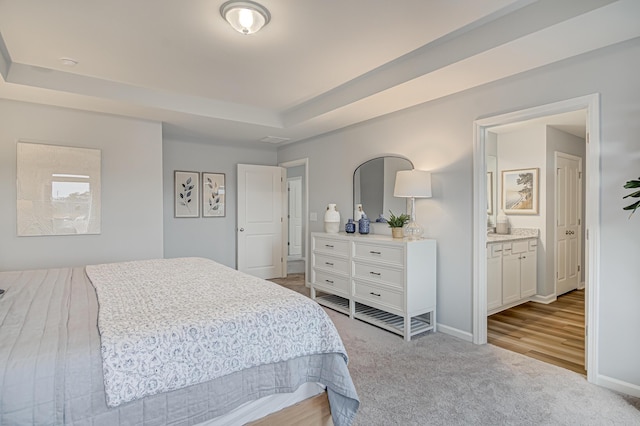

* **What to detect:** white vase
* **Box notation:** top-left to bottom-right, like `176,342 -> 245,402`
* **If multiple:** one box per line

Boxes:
324,203 -> 340,233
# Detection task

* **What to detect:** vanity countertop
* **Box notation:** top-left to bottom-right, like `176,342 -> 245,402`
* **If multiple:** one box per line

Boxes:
487,228 -> 539,244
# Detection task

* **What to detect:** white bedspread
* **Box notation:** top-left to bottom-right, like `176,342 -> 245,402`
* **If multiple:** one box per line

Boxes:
86,257 -> 347,408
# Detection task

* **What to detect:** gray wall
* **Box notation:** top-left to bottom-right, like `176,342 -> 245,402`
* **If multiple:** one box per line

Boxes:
278,38 -> 640,388
0,99 -> 164,270
163,138 -> 277,268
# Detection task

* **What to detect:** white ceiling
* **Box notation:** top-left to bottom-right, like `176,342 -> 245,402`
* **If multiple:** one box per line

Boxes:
0,0 -> 638,146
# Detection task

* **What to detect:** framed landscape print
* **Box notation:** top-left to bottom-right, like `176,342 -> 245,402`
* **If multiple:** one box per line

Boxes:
202,172 -> 225,217
174,171 -> 199,218
501,168 -> 539,214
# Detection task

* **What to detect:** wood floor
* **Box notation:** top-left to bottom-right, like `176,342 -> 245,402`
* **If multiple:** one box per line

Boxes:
488,289 -> 586,375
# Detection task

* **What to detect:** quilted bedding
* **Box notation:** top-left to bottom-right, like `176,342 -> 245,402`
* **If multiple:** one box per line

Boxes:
0,260 -> 359,426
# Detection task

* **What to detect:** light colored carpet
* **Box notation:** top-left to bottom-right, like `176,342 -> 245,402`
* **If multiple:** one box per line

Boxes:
323,309 -> 640,425
270,276 -> 640,425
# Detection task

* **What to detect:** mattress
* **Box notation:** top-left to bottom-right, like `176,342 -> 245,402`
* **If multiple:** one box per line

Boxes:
0,261 -> 359,425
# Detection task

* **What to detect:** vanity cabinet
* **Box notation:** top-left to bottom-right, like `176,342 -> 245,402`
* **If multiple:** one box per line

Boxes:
487,238 -> 537,314
311,232 -> 436,341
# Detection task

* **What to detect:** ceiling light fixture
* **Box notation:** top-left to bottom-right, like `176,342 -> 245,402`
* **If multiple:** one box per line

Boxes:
220,1 -> 270,35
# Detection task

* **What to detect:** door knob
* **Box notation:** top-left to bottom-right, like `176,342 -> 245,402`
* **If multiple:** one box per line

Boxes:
239,228 -> 245,232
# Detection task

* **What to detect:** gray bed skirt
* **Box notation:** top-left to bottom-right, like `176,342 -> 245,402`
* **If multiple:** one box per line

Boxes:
0,267 -> 359,425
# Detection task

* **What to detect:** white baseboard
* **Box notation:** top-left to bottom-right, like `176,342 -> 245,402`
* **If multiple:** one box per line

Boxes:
530,294 -> 557,304
578,281 -> 586,290
596,374 -> 640,398
437,323 -> 473,342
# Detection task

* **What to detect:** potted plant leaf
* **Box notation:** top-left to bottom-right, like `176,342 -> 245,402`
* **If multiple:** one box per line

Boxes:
623,176 -> 640,217
386,210 -> 410,238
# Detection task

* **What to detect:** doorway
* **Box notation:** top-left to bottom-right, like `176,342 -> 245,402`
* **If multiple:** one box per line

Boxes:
472,95 -> 600,383
279,158 -> 309,278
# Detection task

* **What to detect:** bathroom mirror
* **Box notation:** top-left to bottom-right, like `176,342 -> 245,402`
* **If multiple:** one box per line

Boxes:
353,156 -> 413,221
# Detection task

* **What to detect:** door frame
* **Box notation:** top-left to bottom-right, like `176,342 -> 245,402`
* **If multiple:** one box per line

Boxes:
554,151 -> 584,296
279,158 -> 309,279
472,94 -> 600,383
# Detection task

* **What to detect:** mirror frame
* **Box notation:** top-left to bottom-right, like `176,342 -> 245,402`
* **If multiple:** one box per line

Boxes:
353,155 -> 414,222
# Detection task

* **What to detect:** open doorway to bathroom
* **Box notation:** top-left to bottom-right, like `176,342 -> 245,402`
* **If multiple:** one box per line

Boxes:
472,95 -> 600,383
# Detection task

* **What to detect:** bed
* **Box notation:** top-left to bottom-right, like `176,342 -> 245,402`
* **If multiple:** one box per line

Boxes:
0,257 -> 359,425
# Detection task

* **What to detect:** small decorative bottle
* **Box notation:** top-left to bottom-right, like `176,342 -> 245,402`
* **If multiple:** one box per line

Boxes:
345,218 -> 356,233
358,213 -> 370,234
324,204 -> 340,233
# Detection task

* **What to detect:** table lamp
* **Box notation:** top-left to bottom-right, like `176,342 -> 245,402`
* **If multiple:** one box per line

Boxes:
394,170 -> 432,239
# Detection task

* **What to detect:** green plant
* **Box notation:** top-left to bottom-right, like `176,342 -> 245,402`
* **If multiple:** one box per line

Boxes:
386,210 -> 410,228
623,177 -> 640,217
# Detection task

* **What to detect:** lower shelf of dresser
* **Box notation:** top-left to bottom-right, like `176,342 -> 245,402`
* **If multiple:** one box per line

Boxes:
314,294 -> 435,340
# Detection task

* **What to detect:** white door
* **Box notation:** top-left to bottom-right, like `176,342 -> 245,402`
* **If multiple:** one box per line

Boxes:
556,153 -> 582,296
287,177 -> 303,257
237,164 -> 285,279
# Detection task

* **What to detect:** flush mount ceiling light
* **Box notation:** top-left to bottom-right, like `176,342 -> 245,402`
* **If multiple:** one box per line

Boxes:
220,1 -> 270,35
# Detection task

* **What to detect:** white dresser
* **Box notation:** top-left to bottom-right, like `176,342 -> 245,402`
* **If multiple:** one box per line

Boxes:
311,232 -> 437,341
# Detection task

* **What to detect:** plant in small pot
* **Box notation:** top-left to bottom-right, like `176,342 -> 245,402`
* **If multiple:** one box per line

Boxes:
386,210 -> 410,238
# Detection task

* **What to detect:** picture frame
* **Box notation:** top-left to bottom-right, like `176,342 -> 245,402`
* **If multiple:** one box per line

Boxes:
202,172 -> 226,217
174,171 -> 199,218
487,171 -> 493,216
17,141 -> 101,236
501,168 -> 539,215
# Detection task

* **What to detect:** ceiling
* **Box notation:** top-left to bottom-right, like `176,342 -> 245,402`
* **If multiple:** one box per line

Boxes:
0,0 -> 638,147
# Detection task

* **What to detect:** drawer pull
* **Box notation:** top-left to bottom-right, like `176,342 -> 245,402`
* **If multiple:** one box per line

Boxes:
369,271 -> 381,276
325,262 -> 334,266
325,244 -> 334,248
325,279 -> 334,284
369,292 -> 381,297
494,249 -> 502,252
369,251 -> 382,255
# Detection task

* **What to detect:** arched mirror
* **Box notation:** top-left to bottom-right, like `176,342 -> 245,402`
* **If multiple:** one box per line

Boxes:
353,156 -> 413,221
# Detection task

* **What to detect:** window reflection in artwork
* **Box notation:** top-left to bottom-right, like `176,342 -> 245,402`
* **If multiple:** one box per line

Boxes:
17,142 -> 101,236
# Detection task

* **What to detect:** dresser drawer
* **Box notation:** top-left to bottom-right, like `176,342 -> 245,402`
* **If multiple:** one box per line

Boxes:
312,270 -> 350,295
353,242 -> 404,265
353,280 -> 403,312
352,262 -> 403,290
313,253 -> 349,275
314,237 -> 349,256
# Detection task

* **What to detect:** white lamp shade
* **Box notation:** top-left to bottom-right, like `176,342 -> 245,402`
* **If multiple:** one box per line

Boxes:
394,170 -> 432,198
221,1 -> 270,35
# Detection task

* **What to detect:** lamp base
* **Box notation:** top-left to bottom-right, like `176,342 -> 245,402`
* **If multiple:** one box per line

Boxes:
403,221 -> 424,240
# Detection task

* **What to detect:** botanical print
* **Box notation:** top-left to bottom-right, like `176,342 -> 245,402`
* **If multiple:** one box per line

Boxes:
202,173 -> 225,217
174,171 -> 199,217
502,168 -> 538,214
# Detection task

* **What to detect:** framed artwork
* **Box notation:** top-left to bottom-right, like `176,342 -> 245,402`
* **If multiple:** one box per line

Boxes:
486,171 -> 493,216
202,172 -> 226,217
501,168 -> 539,214
17,141 -> 101,236
174,171 -> 199,218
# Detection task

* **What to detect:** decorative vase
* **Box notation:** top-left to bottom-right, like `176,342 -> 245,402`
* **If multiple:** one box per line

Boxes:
358,214 -> 370,234
391,227 -> 404,238
345,218 -> 356,233
324,203 -> 340,233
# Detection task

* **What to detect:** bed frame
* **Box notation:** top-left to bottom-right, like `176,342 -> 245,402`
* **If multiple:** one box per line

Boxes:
249,392 -> 333,426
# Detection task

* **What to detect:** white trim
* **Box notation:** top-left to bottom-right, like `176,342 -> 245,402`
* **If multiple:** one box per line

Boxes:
472,94 -> 600,384
529,294 -> 557,304
596,375 -> 640,399
437,323 -> 473,342
279,158 -> 309,279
